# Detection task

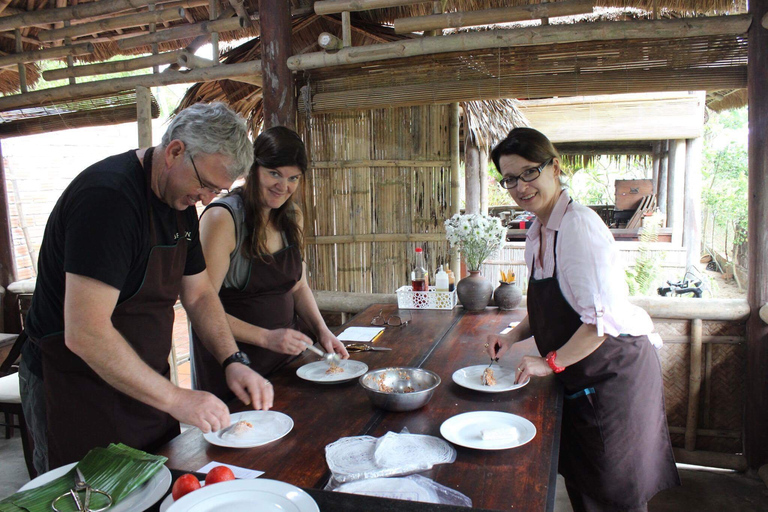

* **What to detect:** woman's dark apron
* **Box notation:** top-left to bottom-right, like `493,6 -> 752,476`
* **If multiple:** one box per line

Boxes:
41,148 -> 184,468
527,229 -> 679,509
192,243 -> 302,401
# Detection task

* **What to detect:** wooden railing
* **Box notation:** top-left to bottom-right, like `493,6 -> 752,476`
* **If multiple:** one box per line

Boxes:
315,291 -> 751,470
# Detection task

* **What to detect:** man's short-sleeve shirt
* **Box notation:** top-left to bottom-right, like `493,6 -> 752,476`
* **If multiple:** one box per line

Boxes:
25,149 -> 206,339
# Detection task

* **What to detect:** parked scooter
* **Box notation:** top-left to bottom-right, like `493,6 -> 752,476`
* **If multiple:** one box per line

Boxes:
658,268 -> 706,298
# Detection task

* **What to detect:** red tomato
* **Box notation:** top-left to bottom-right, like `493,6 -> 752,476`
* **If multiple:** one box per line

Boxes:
205,466 -> 236,485
171,473 -> 201,501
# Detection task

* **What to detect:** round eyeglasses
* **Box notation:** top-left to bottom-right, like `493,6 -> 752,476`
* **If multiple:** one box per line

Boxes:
498,158 -> 553,190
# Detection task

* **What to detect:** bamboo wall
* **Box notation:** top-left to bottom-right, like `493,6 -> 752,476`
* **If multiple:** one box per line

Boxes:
298,105 -> 454,293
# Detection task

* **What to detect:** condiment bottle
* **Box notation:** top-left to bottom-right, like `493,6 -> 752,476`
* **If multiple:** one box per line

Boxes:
412,247 -> 428,291
445,264 -> 456,292
435,265 -> 449,292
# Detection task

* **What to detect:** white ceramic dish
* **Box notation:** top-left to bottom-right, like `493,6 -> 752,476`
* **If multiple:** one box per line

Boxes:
203,411 -> 294,449
166,479 -> 319,512
440,411 -> 536,450
296,360 -> 368,384
451,365 -> 530,393
19,462 -> 171,512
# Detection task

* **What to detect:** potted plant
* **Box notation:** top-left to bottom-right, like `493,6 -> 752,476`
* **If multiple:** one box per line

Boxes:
494,269 -> 523,310
444,213 -> 506,311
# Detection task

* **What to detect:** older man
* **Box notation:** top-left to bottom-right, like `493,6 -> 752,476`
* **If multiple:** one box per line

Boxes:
19,102 -> 272,472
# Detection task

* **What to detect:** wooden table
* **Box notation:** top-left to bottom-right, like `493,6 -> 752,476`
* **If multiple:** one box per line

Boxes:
156,304 -> 563,511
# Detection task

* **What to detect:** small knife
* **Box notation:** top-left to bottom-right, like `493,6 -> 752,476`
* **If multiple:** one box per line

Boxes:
345,343 -> 392,352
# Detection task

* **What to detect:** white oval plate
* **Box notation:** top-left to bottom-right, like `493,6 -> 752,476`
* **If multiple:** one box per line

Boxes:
452,365 -> 530,393
19,461 -> 171,512
167,479 -> 319,512
440,411 -> 536,450
203,411 -> 294,448
296,360 -> 368,384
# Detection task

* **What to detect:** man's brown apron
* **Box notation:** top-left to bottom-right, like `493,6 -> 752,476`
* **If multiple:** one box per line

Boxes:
192,243 -> 302,401
41,148 -> 185,468
527,228 -> 679,509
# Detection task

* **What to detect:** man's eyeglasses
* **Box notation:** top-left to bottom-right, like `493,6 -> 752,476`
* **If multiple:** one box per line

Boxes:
371,309 -> 409,327
190,155 -> 228,195
498,158 -> 553,190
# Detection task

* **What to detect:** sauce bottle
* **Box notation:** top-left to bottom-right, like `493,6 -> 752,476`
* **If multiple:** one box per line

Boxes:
412,247 -> 428,291
445,264 -> 456,292
435,265 -> 449,292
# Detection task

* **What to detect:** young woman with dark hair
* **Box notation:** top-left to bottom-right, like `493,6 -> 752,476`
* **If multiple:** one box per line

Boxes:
191,126 -> 348,401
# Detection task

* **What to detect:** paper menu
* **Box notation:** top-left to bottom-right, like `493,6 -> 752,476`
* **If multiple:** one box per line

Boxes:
337,326 -> 385,342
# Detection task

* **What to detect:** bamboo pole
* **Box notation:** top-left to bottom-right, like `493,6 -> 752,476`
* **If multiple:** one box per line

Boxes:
763,12 -> 768,29
394,0 -> 595,34
0,0 -> 165,31
341,11 -> 351,47
306,233 -> 448,244
38,7 -> 184,42
228,0 -> 253,28
209,0 -> 219,63
14,29 -> 26,93
450,102 -> 461,278
318,32 -> 343,50
760,304 -> 768,324
0,42 -> 93,68
684,136 -> 703,270
685,318 -> 703,451
668,139 -> 686,246
314,0 -> 429,15
0,60 -> 261,111
42,50 -> 183,80
672,448 -> 747,472
312,159 -> 449,167
136,85 -> 152,147
117,16 -> 246,50
288,15 -> 752,70
177,51 -> 215,68
465,139 -> 481,214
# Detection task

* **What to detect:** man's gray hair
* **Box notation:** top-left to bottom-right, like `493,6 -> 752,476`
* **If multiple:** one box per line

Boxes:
161,102 -> 253,180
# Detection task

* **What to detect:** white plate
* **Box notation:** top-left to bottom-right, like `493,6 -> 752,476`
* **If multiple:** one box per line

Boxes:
296,360 -> 368,384
452,365 -> 530,393
167,479 -> 319,512
440,411 -> 536,450
19,461 -> 171,512
203,411 -> 294,448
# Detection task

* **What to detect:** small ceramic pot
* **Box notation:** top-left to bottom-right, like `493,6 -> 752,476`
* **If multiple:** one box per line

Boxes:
493,282 -> 523,311
456,271 -> 493,312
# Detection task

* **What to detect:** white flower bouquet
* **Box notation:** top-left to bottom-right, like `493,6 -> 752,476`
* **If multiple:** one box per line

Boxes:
444,213 -> 506,272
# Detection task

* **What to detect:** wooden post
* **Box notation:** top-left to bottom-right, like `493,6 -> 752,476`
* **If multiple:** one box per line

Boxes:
746,0 -> 768,470
258,0 -> 294,129
684,137 -> 703,270
465,139 -> 481,215
209,0 -> 219,63
136,86 -> 153,148
341,11 -> 351,47
450,103 -> 461,278
651,141 -> 661,190
13,29 -> 26,93
685,318 -> 703,451
0,143 -> 20,334
657,140 -> 668,221
318,32 -> 343,51
480,147 -> 489,216
667,139 -> 686,245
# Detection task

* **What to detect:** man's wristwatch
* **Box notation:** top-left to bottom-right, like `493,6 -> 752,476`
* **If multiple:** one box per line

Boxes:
222,351 -> 251,369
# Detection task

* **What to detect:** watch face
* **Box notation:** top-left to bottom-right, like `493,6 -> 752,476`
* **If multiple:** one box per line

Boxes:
225,351 -> 250,367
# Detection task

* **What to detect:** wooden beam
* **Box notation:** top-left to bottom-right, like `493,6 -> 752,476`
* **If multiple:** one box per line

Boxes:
673,448 -> 748,472
259,0 -> 294,129
0,42 -> 93,68
228,0 -> 253,28
685,318 -> 703,451
394,0 -> 595,34
288,15 -> 752,70
177,50 -> 215,68
667,139 -> 685,245
450,102 -> 461,278
628,297 -> 749,321
117,16 -> 246,50
314,0 -> 429,15
341,10 -> 351,47
209,0 -> 219,63
306,233 -> 448,244
136,85 -> 152,147
38,7 -> 185,42
14,29 -> 26,93
657,140 -> 668,217
0,60 -> 261,112
42,50 -> 183,80
480,147 -> 488,216
311,159 -> 449,167
760,304 -> 768,324
0,0 -> 164,31
318,31 -> 343,50
746,0 -> 768,470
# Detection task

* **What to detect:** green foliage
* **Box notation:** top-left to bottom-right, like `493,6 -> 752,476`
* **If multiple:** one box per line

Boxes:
625,214 -> 664,296
566,155 -> 650,206
702,107 -> 748,246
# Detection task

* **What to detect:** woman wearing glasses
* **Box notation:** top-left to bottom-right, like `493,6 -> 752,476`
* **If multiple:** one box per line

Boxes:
487,128 -> 678,512
191,126 -> 348,401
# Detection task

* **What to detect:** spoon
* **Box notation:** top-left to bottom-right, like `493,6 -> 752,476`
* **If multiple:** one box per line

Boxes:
305,343 -> 341,366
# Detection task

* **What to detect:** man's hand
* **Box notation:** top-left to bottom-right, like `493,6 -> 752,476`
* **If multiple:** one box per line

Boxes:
165,388 -> 231,433
318,330 -> 349,359
225,363 -> 274,410
263,328 -> 314,355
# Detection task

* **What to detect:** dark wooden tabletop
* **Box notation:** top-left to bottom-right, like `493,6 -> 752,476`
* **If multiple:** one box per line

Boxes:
156,304 -> 563,511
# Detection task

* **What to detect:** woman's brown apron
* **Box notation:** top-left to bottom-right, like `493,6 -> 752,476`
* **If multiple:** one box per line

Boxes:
41,148 -> 185,468
192,243 -> 302,401
527,229 -> 679,509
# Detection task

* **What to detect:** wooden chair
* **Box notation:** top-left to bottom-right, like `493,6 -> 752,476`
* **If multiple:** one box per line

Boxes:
0,332 -> 37,478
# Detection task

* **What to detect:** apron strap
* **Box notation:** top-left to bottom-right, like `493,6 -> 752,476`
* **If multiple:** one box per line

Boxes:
0,330 -> 27,376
